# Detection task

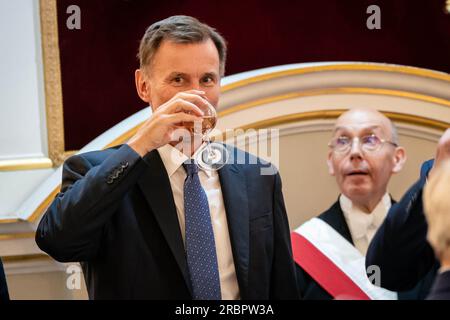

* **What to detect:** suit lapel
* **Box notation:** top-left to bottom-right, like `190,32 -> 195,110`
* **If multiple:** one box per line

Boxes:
136,150 -> 192,293
218,162 -> 250,299
430,271 -> 450,298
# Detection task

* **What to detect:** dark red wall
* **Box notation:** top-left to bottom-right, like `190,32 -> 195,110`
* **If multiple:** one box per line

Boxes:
56,0 -> 450,150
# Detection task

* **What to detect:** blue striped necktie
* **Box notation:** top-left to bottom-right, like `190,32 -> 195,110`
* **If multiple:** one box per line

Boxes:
183,161 -> 222,300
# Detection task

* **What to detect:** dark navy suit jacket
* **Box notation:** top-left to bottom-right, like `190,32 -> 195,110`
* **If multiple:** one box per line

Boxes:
296,200 -> 434,299
427,270 -> 450,300
0,258 -> 9,301
366,160 -> 439,291
35,144 -> 299,299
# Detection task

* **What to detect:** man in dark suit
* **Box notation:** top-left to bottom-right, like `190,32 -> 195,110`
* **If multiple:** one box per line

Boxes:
366,128 -> 450,293
293,108 -> 433,299
365,160 -> 438,292
0,258 -> 9,301
35,15 -> 298,300
423,159 -> 450,300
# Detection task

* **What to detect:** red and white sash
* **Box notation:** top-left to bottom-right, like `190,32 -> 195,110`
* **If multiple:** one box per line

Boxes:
292,217 -> 397,300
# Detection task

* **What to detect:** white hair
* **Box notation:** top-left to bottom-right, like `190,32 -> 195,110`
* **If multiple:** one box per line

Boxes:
390,120 -> 399,145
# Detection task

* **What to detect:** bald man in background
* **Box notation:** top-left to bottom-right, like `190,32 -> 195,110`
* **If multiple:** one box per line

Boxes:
292,108 -> 434,299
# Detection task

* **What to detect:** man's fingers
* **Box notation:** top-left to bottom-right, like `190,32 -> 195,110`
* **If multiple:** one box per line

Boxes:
181,90 -> 206,96
437,128 -> 450,152
178,92 -> 211,109
163,98 -> 205,117
164,92 -> 211,112
439,128 -> 450,146
164,112 -> 202,125
433,128 -> 450,169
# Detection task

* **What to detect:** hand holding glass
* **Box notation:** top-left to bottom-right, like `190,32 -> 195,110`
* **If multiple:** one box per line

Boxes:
182,99 -> 228,170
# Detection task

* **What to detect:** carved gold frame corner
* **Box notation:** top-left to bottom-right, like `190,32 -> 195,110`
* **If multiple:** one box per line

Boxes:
40,0 -> 72,167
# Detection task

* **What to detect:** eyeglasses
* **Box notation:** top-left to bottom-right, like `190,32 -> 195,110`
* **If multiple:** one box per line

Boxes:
328,134 -> 398,154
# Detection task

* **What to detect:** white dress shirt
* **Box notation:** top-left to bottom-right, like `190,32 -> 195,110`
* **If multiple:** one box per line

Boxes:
157,144 -> 240,300
340,193 -> 391,256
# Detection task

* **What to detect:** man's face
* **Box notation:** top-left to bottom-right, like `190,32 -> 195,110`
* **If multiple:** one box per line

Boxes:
327,110 -> 404,205
140,38 -> 221,110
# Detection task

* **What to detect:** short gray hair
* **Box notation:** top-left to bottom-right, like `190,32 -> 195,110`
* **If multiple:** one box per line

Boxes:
390,120 -> 399,145
137,15 -> 227,76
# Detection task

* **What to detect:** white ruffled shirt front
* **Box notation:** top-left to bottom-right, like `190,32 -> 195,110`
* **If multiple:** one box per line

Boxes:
340,193 -> 391,256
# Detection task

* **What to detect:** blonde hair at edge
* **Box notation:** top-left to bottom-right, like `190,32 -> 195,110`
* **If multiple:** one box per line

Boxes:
423,159 -> 450,261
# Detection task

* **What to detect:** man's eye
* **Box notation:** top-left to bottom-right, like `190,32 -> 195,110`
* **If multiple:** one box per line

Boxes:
201,76 -> 215,85
362,135 -> 380,146
336,136 -> 350,145
171,77 -> 184,85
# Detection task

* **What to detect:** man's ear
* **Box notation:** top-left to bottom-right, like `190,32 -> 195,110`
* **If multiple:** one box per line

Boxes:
135,69 -> 151,103
327,151 -> 335,176
392,146 -> 407,174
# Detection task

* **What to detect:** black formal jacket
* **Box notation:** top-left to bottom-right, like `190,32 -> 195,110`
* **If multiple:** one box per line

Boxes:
0,258 -> 9,301
427,270 -> 450,300
296,200 -> 435,299
35,144 -> 299,300
366,160 -> 439,292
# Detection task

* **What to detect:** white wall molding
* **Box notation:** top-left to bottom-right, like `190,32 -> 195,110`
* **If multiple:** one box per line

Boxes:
3,257 -> 67,276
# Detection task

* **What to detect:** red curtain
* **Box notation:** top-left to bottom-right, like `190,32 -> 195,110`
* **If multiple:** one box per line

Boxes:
56,0 -> 450,150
